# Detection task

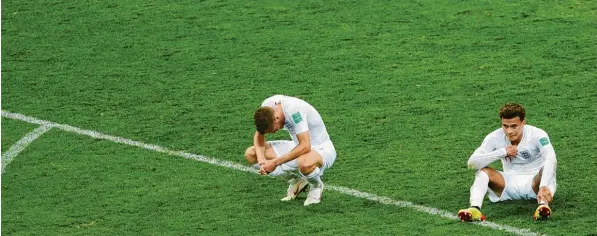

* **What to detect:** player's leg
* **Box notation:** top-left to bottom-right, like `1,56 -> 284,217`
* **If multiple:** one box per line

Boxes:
271,141 -> 308,202
297,151 -> 323,175
245,141 -> 302,181
297,150 -> 325,206
532,169 -> 556,204
244,143 -> 277,168
484,167 -> 507,197
531,169 -> 555,220
459,167 -> 506,222
247,141 -> 308,201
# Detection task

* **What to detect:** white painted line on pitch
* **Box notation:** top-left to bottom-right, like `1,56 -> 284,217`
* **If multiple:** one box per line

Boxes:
330,185 -> 541,236
1,110 -> 542,236
2,124 -> 53,174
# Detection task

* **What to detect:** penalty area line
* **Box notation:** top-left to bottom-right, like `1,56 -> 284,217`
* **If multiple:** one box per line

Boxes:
0,110 -> 543,236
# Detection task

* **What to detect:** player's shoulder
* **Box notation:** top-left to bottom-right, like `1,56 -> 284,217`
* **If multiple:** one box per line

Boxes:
478,128 -> 505,147
261,94 -> 286,107
485,128 -> 505,140
525,125 -> 549,138
281,96 -> 310,110
264,94 -> 286,102
524,125 -> 552,147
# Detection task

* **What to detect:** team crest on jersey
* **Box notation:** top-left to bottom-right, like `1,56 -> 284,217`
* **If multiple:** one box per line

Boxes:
520,150 -> 532,160
539,137 -> 550,146
292,112 -> 303,124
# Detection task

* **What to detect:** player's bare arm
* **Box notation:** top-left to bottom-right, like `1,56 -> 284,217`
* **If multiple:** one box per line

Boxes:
253,131 -> 268,164
261,132 -> 311,173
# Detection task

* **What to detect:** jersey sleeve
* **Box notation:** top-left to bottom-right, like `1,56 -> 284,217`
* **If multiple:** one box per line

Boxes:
467,133 -> 507,169
537,132 -> 557,187
288,108 -> 309,135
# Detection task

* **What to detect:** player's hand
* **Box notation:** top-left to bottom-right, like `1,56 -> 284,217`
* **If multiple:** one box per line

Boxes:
262,160 -> 277,173
258,165 -> 268,176
537,186 -> 553,204
259,160 -> 277,175
505,145 -> 518,162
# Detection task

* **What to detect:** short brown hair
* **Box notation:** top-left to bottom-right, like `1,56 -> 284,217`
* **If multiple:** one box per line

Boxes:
499,103 -> 526,121
254,107 -> 274,134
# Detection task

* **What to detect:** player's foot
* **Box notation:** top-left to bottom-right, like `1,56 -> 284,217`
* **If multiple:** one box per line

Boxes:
458,207 -> 486,222
280,178 -> 308,201
304,182 -> 324,206
533,204 -> 551,221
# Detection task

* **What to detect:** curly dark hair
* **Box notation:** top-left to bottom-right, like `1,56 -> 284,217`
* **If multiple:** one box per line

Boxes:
499,103 -> 526,121
254,107 -> 274,134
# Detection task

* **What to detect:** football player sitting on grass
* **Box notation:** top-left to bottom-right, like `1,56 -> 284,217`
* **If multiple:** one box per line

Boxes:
458,103 -> 557,221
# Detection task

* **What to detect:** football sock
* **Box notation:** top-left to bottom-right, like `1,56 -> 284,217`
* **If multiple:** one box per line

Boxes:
268,167 -> 300,182
280,171 -> 300,182
470,170 -> 489,208
268,166 -> 285,177
301,167 -> 323,188
539,200 -> 547,206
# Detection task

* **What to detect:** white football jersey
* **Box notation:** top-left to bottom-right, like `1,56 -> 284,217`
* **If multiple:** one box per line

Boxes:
468,125 -> 557,187
261,95 -> 331,147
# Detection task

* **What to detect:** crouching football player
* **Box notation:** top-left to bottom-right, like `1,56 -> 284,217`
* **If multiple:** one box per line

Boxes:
244,95 -> 337,206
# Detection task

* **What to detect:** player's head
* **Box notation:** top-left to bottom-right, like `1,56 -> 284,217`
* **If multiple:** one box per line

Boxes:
254,106 -> 284,134
499,103 -> 526,142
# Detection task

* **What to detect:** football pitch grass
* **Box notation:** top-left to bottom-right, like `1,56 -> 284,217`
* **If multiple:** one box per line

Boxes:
2,0 -> 597,235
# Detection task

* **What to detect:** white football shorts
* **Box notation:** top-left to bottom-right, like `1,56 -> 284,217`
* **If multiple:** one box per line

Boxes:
268,140 -> 336,175
487,170 -> 557,202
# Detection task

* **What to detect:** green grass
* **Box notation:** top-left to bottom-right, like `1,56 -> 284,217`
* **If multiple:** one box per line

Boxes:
2,0 -> 597,235
1,117 -> 40,153
2,129 -> 501,236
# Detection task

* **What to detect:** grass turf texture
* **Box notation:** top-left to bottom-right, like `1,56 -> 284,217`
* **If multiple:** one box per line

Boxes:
2,0 -> 596,235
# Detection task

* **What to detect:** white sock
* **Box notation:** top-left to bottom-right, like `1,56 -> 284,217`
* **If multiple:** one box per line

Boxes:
268,167 -> 299,182
470,170 -> 489,208
268,166 -> 285,177
539,200 -> 548,206
278,171 -> 300,182
301,167 -> 323,188
251,163 -> 260,170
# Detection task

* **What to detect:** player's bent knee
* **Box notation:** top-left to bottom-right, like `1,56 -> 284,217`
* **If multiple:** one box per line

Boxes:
479,167 -> 497,178
298,156 -> 318,174
298,162 -> 315,174
479,167 -> 496,175
244,146 -> 257,164
297,151 -> 323,174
